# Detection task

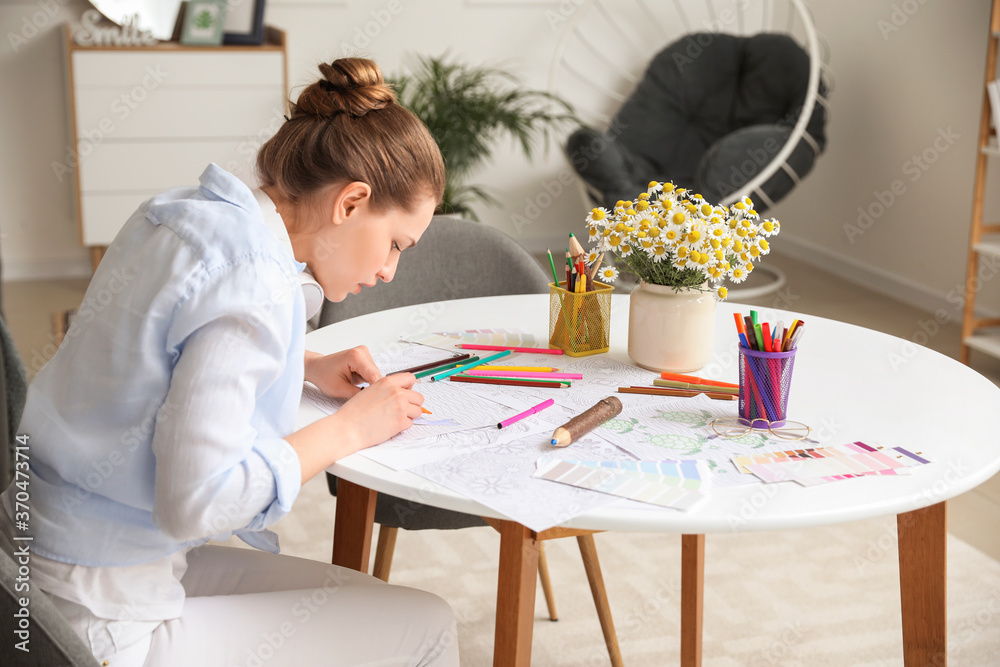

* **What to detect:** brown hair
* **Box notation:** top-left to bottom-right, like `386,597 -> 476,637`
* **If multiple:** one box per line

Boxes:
256,58 -> 445,212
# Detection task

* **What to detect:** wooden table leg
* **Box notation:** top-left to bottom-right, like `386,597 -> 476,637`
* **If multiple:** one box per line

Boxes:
331,479 -> 377,573
577,534 -> 624,667
494,520 -> 539,667
681,534 -> 705,667
898,502 -> 947,666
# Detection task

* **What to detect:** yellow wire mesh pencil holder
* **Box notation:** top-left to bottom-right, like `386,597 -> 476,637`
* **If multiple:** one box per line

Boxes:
548,281 -> 613,356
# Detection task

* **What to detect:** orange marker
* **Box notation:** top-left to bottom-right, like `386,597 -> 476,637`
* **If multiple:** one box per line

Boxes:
659,372 -> 738,389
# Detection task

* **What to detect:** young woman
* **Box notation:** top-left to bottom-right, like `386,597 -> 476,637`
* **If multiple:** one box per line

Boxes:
0,58 -> 459,666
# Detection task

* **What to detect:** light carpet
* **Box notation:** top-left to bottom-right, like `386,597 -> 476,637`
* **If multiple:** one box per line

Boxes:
220,474 -> 1000,665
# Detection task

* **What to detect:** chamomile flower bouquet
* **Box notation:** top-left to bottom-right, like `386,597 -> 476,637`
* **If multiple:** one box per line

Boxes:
585,181 -> 780,299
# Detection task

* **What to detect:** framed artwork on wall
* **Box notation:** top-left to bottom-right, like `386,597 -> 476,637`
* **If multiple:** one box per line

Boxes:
180,0 -> 228,46
223,0 -> 266,45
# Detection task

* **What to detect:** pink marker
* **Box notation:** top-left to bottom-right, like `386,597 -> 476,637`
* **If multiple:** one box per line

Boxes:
466,370 -> 583,380
497,398 -> 556,429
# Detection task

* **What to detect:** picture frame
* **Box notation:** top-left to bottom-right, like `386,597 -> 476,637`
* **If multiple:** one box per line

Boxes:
223,0 -> 266,46
179,0 -> 228,46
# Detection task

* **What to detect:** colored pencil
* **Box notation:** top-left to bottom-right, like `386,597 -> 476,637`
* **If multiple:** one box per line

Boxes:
457,374 -> 570,386
568,232 -> 586,257
389,353 -> 471,376
421,407 -> 432,414
413,355 -> 482,379
588,252 -> 604,280
653,379 -> 739,394
546,249 -> 560,284
450,375 -> 567,389
497,398 -> 555,429
619,386 -> 737,401
459,344 -> 564,355
465,370 -> 583,379
430,350 -> 512,381
471,366 -> 558,372
659,372 -> 738,389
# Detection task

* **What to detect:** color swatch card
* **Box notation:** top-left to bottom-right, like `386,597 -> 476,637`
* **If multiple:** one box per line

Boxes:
533,458 -> 709,511
535,458 -> 711,491
733,441 -> 931,486
404,329 -> 538,351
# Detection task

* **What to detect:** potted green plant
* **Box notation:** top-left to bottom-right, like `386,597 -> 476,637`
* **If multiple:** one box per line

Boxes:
392,55 -> 576,220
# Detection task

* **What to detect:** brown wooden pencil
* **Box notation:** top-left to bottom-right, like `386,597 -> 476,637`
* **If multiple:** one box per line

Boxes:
449,375 -> 567,389
389,353 -> 471,376
550,396 -> 622,447
618,386 -> 738,401
588,252 -> 604,280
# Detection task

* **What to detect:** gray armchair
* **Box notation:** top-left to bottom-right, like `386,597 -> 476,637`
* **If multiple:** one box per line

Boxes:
0,315 -> 98,667
319,215 -> 623,665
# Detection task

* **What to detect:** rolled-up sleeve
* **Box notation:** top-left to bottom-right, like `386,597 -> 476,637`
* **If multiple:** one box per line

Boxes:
151,259 -> 302,544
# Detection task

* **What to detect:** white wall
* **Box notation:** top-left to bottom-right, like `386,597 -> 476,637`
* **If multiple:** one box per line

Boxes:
2,0 -> 998,322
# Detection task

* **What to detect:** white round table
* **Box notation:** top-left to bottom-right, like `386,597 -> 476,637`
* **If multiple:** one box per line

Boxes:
301,294 -> 1000,667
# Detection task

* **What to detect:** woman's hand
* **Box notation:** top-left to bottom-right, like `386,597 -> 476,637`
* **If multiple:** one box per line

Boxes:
286,372 -> 423,483
304,346 -> 382,399
333,373 -> 424,450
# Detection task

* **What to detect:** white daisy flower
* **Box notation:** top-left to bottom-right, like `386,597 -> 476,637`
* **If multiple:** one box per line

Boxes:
598,266 -> 619,282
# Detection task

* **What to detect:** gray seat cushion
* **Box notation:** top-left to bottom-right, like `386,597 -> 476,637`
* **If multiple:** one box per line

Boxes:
568,32 -> 827,211
0,548 -> 100,666
321,216 -> 551,530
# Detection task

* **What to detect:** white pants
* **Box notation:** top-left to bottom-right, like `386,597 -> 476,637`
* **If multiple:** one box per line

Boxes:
54,545 -> 460,667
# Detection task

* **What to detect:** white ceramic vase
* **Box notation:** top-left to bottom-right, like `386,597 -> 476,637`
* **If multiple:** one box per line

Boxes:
627,281 -> 717,373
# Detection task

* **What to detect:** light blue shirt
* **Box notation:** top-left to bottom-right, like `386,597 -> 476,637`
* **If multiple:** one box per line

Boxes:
6,164 -> 307,567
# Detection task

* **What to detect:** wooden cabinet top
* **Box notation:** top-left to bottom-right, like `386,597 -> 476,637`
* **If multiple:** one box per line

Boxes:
63,23 -> 286,53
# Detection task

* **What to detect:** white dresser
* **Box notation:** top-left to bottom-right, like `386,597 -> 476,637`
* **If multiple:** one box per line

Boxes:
62,25 -> 288,270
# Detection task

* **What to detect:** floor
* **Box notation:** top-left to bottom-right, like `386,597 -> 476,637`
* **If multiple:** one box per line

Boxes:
4,250 -> 1000,562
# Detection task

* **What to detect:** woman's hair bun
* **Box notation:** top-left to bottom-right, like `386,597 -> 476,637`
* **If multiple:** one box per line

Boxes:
293,58 -> 395,119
